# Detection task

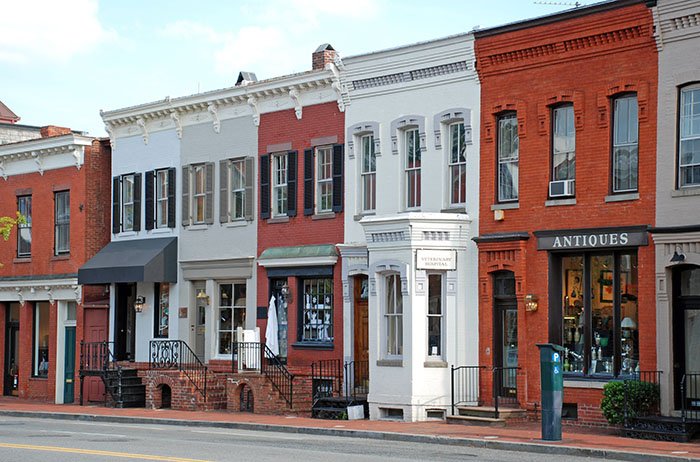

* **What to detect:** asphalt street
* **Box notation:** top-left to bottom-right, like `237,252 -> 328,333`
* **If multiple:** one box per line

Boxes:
0,416 -> 612,462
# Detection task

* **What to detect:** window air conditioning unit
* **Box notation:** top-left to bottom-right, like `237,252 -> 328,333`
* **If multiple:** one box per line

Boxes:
549,179 -> 575,198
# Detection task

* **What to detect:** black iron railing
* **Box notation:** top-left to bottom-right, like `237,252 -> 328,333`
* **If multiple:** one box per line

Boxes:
311,359 -> 343,401
451,365 -> 486,415
79,341 -> 122,407
622,370 -> 662,426
344,360 -> 369,399
232,342 -> 295,408
149,340 -> 208,401
493,366 -> 520,416
682,372 -> 700,423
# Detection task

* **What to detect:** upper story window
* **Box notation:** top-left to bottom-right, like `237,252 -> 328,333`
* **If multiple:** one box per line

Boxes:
405,128 -> 421,209
612,95 -> 639,193
260,151 -> 297,220
113,173 -> 141,234
497,113 -> 519,202
449,122 -> 467,205
303,144 -> 344,216
360,135 -> 376,213
220,157 -> 253,223
272,153 -> 289,217
385,274 -> 403,357
552,105 -> 576,182
316,147 -> 333,213
17,195 -> 31,257
679,85 -> 700,188
145,168 -> 175,230
182,163 -> 213,226
54,191 -> 70,255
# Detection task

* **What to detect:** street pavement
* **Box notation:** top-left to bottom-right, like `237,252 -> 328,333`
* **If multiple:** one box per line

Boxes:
0,397 -> 698,461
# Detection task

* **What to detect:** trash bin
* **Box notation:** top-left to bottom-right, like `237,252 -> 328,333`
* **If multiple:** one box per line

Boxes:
536,343 -> 565,441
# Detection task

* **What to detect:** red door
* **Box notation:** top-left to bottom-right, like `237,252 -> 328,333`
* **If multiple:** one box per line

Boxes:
84,308 -> 108,402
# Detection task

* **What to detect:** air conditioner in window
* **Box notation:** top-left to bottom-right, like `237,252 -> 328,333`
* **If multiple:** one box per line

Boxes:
549,179 -> 575,198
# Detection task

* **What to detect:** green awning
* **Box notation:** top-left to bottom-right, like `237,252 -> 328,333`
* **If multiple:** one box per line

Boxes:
259,244 -> 338,261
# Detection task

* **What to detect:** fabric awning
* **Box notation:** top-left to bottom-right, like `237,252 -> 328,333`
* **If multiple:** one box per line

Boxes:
257,244 -> 338,268
78,237 -> 177,284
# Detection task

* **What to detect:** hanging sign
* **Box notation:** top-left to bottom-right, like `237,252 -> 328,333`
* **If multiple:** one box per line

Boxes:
416,250 -> 457,271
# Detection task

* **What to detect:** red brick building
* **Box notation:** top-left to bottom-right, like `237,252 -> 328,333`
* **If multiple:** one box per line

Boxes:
473,0 -> 657,424
0,119 -> 111,404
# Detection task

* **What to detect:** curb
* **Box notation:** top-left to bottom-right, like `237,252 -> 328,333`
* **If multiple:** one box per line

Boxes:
0,410 -> 696,462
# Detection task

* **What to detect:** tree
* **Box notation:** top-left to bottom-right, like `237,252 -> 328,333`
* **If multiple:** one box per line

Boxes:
0,212 -> 26,267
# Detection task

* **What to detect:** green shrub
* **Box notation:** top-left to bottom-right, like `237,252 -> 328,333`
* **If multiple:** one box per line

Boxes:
601,380 -> 660,425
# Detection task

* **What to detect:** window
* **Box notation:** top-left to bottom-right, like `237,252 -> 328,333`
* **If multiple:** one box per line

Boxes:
113,173 -> 141,233
301,278 -> 333,342
560,252 -> 638,377
154,283 -> 170,338
155,170 -> 169,228
385,274 -> 403,356
182,164 -> 213,226
552,105 -> 575,182
145,168 -> 175,230
316,147 -> 333,213
33,302 -> 50,377
405,128 -> 421,209
497,113 -> 519,202
612,95 -> 639,193
449,122 -> 467,205
122,174 -> 135,231
679,86 -> 700,188
218,283 -> 246,355
272,153 -> 288,217
427,274 -> 443,357
54,191 -> 70,255
193,165 -> 206,224
17,195 -> 31,257
360,135 -> 376,212
230,159 -> 246,220
220,158 -> 254,223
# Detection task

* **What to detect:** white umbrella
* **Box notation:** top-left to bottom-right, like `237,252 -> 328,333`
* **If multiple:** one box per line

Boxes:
265,295 -> 279,357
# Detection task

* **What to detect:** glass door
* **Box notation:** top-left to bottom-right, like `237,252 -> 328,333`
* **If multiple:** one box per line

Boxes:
493,271 -> 517,398
4,303 -> 20,396
674,266 -> 700,410
270,278 -> 288,362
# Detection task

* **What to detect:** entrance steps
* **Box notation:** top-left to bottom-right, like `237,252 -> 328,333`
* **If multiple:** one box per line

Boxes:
104,369 -> 145,408
446,406 -> 527,427
144,370 -> 226,411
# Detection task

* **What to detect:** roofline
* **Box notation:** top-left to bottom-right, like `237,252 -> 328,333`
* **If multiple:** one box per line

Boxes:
473,0 -> 655,39
343,32 -> 473,62
0,133 -> 94,156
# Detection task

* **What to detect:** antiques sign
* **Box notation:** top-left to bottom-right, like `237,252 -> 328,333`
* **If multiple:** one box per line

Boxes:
536,227 -> 648,250
416,249 -> 457,270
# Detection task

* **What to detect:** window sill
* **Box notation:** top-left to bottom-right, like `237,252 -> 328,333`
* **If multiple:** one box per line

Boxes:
117,231 -> 137,237
51,254 -> 70,261
563,378 -> 609,389
30,376 -> 48,381
267,216 -> 290,224
150,227 -> 174,234
671,187 -> 700,198
377,359 -> 403,367
354,212 -> 375,222
225,220 -> 249,228
441,206 -> 467,214
14,257 -> 31,263
605,192 -> 639,203
545,198 -> 576,207
423,360 -> 448,368
291,341 -> 334,350
312,212 -> 335,221
186,224 -> 208,231
491,202 -> 519,211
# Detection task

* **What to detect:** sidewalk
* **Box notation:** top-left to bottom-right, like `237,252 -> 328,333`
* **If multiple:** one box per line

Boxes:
0,397 -> 698,461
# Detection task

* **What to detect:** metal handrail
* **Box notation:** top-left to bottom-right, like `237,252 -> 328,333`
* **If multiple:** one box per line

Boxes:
344,360 -> 369,400
492,366 -> 520,418
681,372 -> 700,423
79,341 -> 122,406
149,340 -> 208,400
232,342 -> 295,408
311,359 -> 343,403
450,365 -> 486,415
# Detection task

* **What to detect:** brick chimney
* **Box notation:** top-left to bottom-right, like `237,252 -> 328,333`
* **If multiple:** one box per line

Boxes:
40,125 -> 72,138
312,43 -> 336,70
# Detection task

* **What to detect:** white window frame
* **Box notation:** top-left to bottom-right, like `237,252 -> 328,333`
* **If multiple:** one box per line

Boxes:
33,302 -> 49,377
272,152 -> 288,217
229,158 -> 246,220
155,169 -> 169,229
192,164 -> 206,224
385,274 -> 403,357
121,174 -> 135,231
54,190 -> 70,255
217,282 -> 247,356
679,85 -> 700,188
448,122 -> 467,206
497,114 -> 519,203
360,134 -> 376,213
404,128 -> 421,210
316,146 -> 333,214
427,273 -> 444,359
552,104 -> 576,182
612,94 -> 639,193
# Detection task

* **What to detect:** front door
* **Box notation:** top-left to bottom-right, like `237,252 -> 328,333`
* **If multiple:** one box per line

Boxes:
115,283 -> 136,361
353,275 -> 369,393
673,266 -> 700,410
63,326 -> 76,403
493,271 -> 518,399
195,297 -> 206,360
270,279 -> 289,362
84,307 -> 108,402
3,303 -> 20,396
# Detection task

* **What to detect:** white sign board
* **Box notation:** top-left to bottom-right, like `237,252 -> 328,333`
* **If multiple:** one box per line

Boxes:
416,250 -> 456,271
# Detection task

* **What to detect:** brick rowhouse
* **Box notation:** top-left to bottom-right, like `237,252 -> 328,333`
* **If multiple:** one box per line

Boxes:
473,0 -> 657,425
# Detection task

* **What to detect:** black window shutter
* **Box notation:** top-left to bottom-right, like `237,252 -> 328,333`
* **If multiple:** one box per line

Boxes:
112,176 -> 120,234
204,162 -> 214,224
303,148 -> 314,216
167,167 -> 176,228
133,173 -> 142,231
244,157 -> 254,221
182,166 -> 190,227
332,144 -> 344,213
287,150 -> 297,217
145,170 -> 154,230
260,155 -> 270,219
219,160 -> 229,223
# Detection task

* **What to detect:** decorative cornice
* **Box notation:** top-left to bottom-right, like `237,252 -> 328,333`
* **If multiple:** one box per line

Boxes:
289,89 -> 302,120
136,116 -> 149,144
207,102 -> 220,133
170,111 -> 182,139
0,134 -> 91,179
247,97 -> 260,127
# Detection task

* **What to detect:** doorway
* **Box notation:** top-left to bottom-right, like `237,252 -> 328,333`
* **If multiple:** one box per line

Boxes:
672,265 -> 700,410
3,303 -> 20,396
493,271 -> 518,399
115,283 -> 136,361
63,326 -> 76,403
353,275 -> 369,393
270,278 -> 289,362
84,307 -> 108,402
193,282 -> 207,360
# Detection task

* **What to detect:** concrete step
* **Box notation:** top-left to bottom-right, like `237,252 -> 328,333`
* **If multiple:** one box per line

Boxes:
456,406 -> 526,419
446,414 -> 507,427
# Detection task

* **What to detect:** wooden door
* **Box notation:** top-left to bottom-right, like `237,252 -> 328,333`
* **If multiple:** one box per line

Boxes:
63,327 -> 76,403
84,308 -> 108,402
353,275 -> 369,390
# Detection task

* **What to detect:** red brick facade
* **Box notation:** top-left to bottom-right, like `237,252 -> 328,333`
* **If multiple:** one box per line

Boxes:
474,2 -> 657,425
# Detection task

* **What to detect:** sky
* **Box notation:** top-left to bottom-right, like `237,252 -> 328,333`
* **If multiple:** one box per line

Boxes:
1,0 -> 591,138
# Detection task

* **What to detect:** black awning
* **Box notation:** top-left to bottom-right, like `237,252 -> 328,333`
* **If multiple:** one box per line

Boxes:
78,237 -> 177,284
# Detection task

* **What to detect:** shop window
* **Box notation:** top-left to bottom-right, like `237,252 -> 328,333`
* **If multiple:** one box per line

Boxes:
612,95 -> 639,193
360,134 -> 376,212
427,274 -> 443,358
385,274 -> 403,357
33,302 -> 50,378
404,128 -> 422,209
218,283 -> 246,355
560,252 -> 639,377
17,195 -> 32,257
54,190 -> 70,255
154,283 -> 170,338
301,278 -> 333,342
497,113 -> 519,202
448,122 -> 467,206
679,85 -> 700,188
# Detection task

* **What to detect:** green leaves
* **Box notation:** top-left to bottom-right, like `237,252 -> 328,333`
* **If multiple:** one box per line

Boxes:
0,212 -> 26,241
601,379 -> 659,425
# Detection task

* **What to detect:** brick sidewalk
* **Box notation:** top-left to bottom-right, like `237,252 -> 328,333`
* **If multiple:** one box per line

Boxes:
0,397 -> 698,461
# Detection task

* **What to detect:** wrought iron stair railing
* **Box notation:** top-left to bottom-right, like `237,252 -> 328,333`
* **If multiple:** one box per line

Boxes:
149,340 -> 208,401
232,342 -> 295,408
681,372 -> 700,424
79,341 -> 124,407
450,365 -> 520,418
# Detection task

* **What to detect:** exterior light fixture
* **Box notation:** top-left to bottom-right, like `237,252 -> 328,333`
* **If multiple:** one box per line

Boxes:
670,249 -> 686,263
524,294 -> 539,312
134,295 -> 146,313
196,289 -> 210,305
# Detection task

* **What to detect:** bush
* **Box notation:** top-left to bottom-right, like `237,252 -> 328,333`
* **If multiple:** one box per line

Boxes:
601,380 -> 660,425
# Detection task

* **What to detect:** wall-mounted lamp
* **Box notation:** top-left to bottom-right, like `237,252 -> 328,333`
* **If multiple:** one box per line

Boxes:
196,289 -> 210,305
280,282 -> 292,302
670,248 -> 686,263
134,295 -> 146,313
524,294 -> 539,312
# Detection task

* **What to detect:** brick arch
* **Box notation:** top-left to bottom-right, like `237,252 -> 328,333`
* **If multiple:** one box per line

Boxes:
146,373 -> 177,409
537,90 -> 585,134
484,99 -> 527,144
597,79 -> 650,127
230,379 -> 256,412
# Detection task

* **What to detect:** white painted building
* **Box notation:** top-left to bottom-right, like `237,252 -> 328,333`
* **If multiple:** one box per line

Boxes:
339,34 -> 480,421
